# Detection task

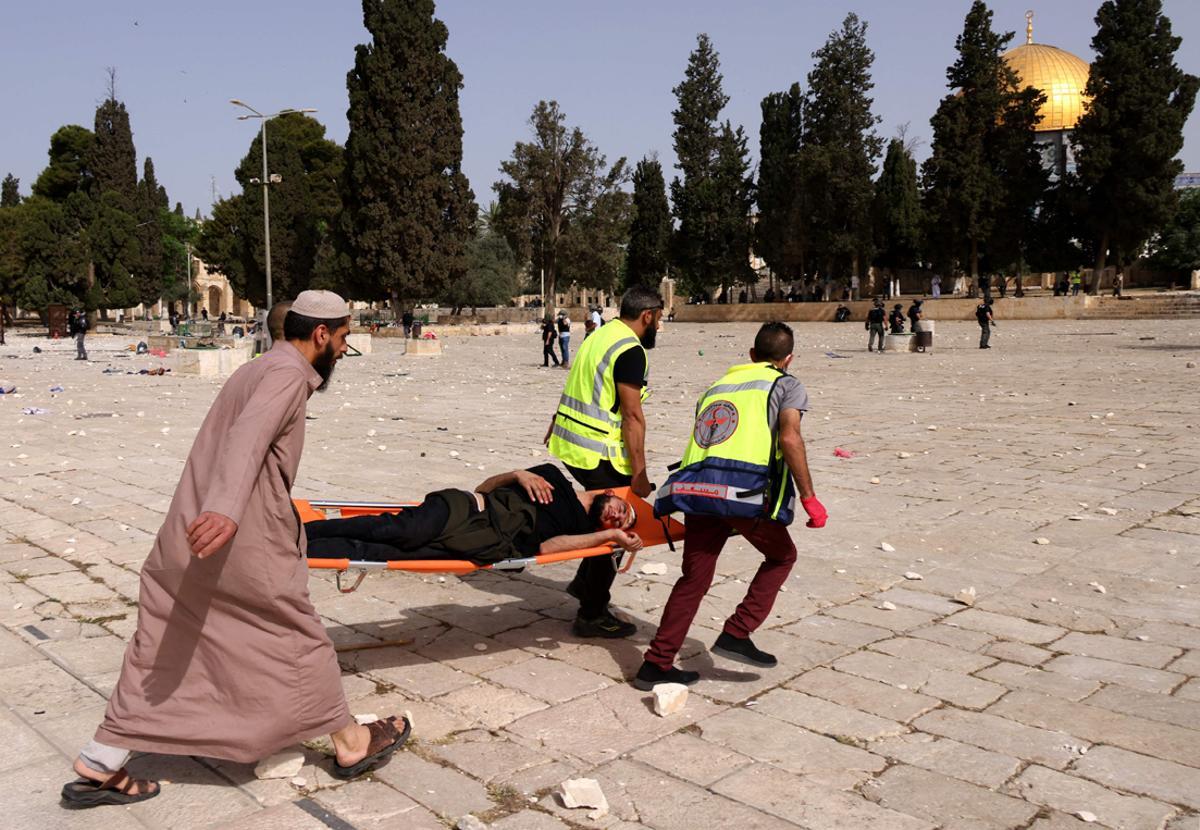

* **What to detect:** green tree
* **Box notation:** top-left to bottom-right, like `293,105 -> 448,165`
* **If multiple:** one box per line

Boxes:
1147,188 -> 1200,271
340,0 -> 477,306
1073,0 -> 1198,293
159,207 -> 199,310
443,228 -> 519,313
12,196 -> 90,312
493,100 -> 629,300
91,84 -> 138,206
756,83 -> 807,285
872,137 -> 922,271
670,34 -> 753,296
1,174 -> 19,208
922,1 -> 1043,289
32,125 -> 95,202
803,14 -> 883,283
134,157 -> 166,307
199,114 -> 344,306
624,158 -> 672,289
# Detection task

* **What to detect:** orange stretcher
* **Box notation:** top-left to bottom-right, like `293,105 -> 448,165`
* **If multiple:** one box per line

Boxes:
298,487 -> 684,594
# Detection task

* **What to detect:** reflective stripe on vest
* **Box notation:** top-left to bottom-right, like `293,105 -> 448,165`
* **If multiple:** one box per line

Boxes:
655,362 -> 795,524
549,319 -> 647,473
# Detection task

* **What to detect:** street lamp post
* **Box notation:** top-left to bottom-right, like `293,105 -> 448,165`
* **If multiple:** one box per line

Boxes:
229,100 -> 317,314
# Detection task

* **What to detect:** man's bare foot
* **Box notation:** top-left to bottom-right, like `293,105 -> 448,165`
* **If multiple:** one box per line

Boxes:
71,758 -> 157,797
330,722 -> 373,768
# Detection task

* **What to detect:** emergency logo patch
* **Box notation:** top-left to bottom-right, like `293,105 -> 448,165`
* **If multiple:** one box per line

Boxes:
694,400 -> 738,448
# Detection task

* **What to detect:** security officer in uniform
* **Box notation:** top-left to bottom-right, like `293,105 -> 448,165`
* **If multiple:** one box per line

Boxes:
635,322 -> 826,689
544,286 -> 664,638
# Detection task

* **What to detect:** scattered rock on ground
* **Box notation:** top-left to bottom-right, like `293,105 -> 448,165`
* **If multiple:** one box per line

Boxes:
639,562 -> 668,576
652,683 -> 689,716
254,749 -> 305,780
954,587 -> 976,606
559,777 -> 609,820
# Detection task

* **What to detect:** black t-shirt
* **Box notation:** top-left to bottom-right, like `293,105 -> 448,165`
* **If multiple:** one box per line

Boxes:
867,307 -> 884,324
976,304 -> 991,324
557,317 -> 570,333
610,346 -> 647,413
503,464 -> 592,553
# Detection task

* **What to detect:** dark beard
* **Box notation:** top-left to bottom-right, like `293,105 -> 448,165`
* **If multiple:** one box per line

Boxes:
313,342 -> 338,392
640,325 -> 657,350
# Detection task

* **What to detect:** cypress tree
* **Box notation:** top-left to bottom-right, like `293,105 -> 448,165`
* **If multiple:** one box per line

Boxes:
1073,0 -> 1198,293
92,89 -> 138,206
340,0 -> 477,306
712,122 -> 756,291
29,126 -> 95,309
625,157 -> 672,289
922,1 -> 1039,289
756,83 -> 806,286
872,137 -> 922,271
670,33 -> 730,295
802,13 -> 882,284
134,157 -> 166,306
1,175 -> 19,208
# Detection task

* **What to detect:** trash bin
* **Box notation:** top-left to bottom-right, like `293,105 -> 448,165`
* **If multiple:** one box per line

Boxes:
411,321 -> 423,339
914,320 -> 934,352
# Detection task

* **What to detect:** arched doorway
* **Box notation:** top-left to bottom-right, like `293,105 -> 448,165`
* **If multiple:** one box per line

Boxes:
208,286 -> 222,316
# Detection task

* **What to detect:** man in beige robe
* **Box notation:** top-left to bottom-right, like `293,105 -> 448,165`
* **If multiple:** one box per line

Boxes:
62,291 -> 407,809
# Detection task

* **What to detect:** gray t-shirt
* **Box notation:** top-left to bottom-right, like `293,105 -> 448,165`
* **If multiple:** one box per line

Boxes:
767,374 -> 809,432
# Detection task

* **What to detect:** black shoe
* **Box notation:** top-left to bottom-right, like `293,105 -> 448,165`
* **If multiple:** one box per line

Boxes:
632,660 -> 700,691
573,611 -> 637,639
712,632 -> 777,667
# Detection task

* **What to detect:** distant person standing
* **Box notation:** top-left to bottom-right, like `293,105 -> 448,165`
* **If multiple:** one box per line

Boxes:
401,308 -> 414,339
851,274 -> 861,301
69,309 -> 89,360
556,311 -> 571,367
931,274 -> 941,299
1070,271 -> 1082,296
541,315 -> 561,367
889,304 -> 906,334
866,299 -> 886,353
976,299 -> 994,349
907,299 -> 924,333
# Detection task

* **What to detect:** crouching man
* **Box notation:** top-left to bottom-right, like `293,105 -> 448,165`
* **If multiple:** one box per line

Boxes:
634,322 -> 827,690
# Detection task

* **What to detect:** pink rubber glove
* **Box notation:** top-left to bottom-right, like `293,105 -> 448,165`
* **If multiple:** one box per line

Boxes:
801,496 -> 827,529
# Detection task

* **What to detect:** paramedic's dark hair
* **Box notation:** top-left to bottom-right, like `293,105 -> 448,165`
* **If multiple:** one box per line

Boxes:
620,286 -> 664,320
754,322 -> 794,362
283,311 -> 350,341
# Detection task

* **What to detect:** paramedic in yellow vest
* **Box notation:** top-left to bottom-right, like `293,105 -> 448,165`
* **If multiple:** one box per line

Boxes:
543,285 -> 663,638
634,322 -> 827,690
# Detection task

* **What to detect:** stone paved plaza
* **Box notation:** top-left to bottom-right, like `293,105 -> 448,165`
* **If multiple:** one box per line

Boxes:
1,318 -> 1199,830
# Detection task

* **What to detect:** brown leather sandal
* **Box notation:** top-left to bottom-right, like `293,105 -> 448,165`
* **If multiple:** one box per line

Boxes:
61,767 -> 160,809
331,715 -> 411,780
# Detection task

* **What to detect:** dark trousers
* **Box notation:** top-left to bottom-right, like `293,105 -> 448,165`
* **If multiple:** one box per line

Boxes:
75,332 -> 87,359
543,342 -> 560,366
979,323 -> 991,348
868,323 -> 885,351
564,461 -> 630,618
305,495 -> 453,561
644,514 -> 797,670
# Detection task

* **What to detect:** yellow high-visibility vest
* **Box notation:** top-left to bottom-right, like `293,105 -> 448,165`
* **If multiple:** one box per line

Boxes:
548,319 -> 648,474
656,362 -> 795,523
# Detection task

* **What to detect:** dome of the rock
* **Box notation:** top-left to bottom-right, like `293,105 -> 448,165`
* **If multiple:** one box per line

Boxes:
1002,32 -> 1091,132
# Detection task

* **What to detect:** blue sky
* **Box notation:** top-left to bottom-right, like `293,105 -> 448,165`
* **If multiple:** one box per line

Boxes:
2,1 -> 1197,216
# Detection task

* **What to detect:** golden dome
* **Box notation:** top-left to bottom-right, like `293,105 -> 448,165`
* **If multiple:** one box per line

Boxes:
1002,41 -> 1091,132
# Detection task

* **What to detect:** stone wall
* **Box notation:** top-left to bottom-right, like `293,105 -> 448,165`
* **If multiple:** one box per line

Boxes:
674,296 -> 1090,323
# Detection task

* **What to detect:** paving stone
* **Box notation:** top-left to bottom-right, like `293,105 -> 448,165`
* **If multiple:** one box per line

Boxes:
1167,649 -> 1200,676
788,666 -> 940,722
869,733 -> 1021,789
1073,745 -> 1200,811
914,707 -> 1084,769
988,690 -> 1200,768
870,635 -> 996,673
1084,683 -> 1200,730
483,655 -> 611,703
864,763 -> 1039,829
372,750 -> 494,817
909,623 -> 995,652
505,683 -> 719,765
982,640 -> 1054,666
919,668 -> 1007,709
431,729 -> 558,784
826,601 -> 938,632
1128,622 -> 1200,650
976,661 -> 1101,701
697,707 -> 886,775
832,649 -> 935,689
489,812 -> 573,830
630,731 -> 751,787
1011,765 -> 1177,829
1042,654 -> 1185,693
1051,631 -> 1183,668
211,803 -> 330,830
753,687 -> 906,742
873,587 -> 965,616
784,613 -> 893,647
434,680 -> 547,729
947,609 -> 1066,644
714,763 -> 935,830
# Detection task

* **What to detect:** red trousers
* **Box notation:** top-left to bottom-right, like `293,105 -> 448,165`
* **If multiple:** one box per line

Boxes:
644,513 -> 798,670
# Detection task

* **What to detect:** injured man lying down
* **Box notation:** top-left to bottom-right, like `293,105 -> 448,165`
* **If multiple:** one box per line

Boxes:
305,464 -> 643,565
